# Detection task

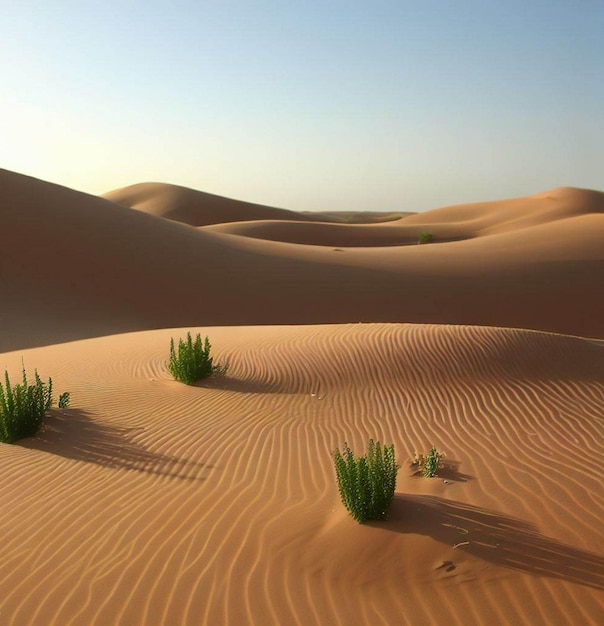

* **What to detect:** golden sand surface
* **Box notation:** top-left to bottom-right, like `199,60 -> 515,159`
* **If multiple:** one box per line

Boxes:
0,169 -> 602,624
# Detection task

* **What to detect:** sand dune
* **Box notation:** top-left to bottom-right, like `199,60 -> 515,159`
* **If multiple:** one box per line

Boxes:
103,181 -> 324,226
1,168 -> 603,624
402,186 -> 604,236
204,185 -> 604,246
202,218 -> 421,246
1,170 -> 603,353
0,323 -> 602,625
104,182 -> 411,227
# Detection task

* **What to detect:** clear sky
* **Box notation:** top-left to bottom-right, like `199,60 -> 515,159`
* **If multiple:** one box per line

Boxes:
1,1 -> 602,212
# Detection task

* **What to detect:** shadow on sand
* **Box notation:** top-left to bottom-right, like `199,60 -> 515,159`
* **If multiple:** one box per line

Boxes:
195,375 -> 280,394
197,373 -> 325,397
380,494 -> 604,591
409,459 -> 473,483
22,409 -> 211,482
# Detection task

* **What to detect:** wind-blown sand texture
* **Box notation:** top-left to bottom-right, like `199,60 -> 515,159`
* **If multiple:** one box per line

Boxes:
0,169 -> 603,625
0,325 -> 602,625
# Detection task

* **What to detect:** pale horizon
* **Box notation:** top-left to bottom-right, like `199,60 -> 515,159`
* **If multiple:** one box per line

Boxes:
1,1 -> 602,213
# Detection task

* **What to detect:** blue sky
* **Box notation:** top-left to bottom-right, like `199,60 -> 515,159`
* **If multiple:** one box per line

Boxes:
1,1 -> 602,212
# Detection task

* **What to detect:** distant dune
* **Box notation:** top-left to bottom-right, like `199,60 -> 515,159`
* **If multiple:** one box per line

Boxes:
1,168 -> 603,625
205,185 -> 604,245
104,181 -> 412,226
103,181 -> 323,226
1,169 -> 602,350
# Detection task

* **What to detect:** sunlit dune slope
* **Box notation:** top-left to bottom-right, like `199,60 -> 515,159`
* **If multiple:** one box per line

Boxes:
0,323 -> 602,625
204,186 -> 604,246
104,183 -> 410,227
103,181 -> 323,226
1,169 -> 603,351
402,186 -> 604,236
303,209 -> 414,223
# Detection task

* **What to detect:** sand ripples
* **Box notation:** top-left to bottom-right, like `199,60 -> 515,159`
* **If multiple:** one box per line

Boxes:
0,323 -> 602,624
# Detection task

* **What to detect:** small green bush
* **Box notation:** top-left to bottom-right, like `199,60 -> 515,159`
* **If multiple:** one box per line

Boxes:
58,392 -> 71,408
0,366 -> 67,443
418,231 -> 434,244
412,446 -> 444,477
333,439 -> 398,524
168,332 -> 227,385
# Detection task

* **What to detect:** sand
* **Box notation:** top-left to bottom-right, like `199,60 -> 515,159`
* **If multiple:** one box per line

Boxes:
0,169 -> 602,625
103,182 -> 325,227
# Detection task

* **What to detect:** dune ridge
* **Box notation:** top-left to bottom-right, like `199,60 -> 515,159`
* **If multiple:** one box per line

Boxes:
113,182 -> 604,249
0,323 -> 602,625
103,181 -> 325,227
1,170 -> 603,352
104,182 -> 412,227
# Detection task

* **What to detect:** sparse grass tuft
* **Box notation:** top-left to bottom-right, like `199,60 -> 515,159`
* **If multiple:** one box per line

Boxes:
0,365 -> 68,443
418,231 -> 434,244
412,446 -> 444,477
333,439 -> 398,524
168,332 -> 228,385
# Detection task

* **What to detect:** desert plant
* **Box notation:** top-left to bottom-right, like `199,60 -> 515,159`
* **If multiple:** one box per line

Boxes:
58,392 -> 71,408
333,439 -> 398,523
168,332 -> 227,385
418,231 -> 434,244
412,446 -> 444,478
0,366 -> 58,443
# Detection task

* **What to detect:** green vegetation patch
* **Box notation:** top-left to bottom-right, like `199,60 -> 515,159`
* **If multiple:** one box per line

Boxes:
0,365 -> 69,443
418,231 -> 434,244
333,439 -> 398,523
412,446 -> 444,477
168,332 -> 228,385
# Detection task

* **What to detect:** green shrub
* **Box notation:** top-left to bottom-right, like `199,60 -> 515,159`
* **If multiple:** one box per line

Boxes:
58,392 -> 71,408
168,332 -> 227,385
333,439 -> 398,523
0,366 -> 62,443
412,446 -> 443,477
418,231 -> 434,244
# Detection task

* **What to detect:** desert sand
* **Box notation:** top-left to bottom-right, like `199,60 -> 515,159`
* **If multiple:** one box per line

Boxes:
0,168 -> 602,625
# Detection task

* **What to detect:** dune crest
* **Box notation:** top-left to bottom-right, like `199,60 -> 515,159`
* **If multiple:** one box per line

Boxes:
400,186 -> 604,235
103,181 -> 322,226
1,169 -> 603,350
104,181 -> 411,227
204,185 -> 604,246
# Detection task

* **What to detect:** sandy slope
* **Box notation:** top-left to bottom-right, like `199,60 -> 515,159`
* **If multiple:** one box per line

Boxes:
1,170 -> 603,352
103,182 -> 323,226
0,324 -> 602,625
203,185 -> 604,243
104,182 -> 411,226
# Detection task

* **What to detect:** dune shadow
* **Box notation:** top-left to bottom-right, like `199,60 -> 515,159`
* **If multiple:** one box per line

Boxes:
193,375 -> 278,393
194,372 -> 314,396
194,375 -> 280,394
410,460 -> 473,483
23,409 -> 211,482
380,494 -> 604,590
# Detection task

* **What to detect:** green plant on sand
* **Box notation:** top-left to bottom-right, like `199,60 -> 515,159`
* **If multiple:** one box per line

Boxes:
0,365 -> 69,443
168,332 -> 228,385
58,392 -> 71,408
418,231 -> 434,244
333,438 -> 398,524
412,446 -> 444,478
